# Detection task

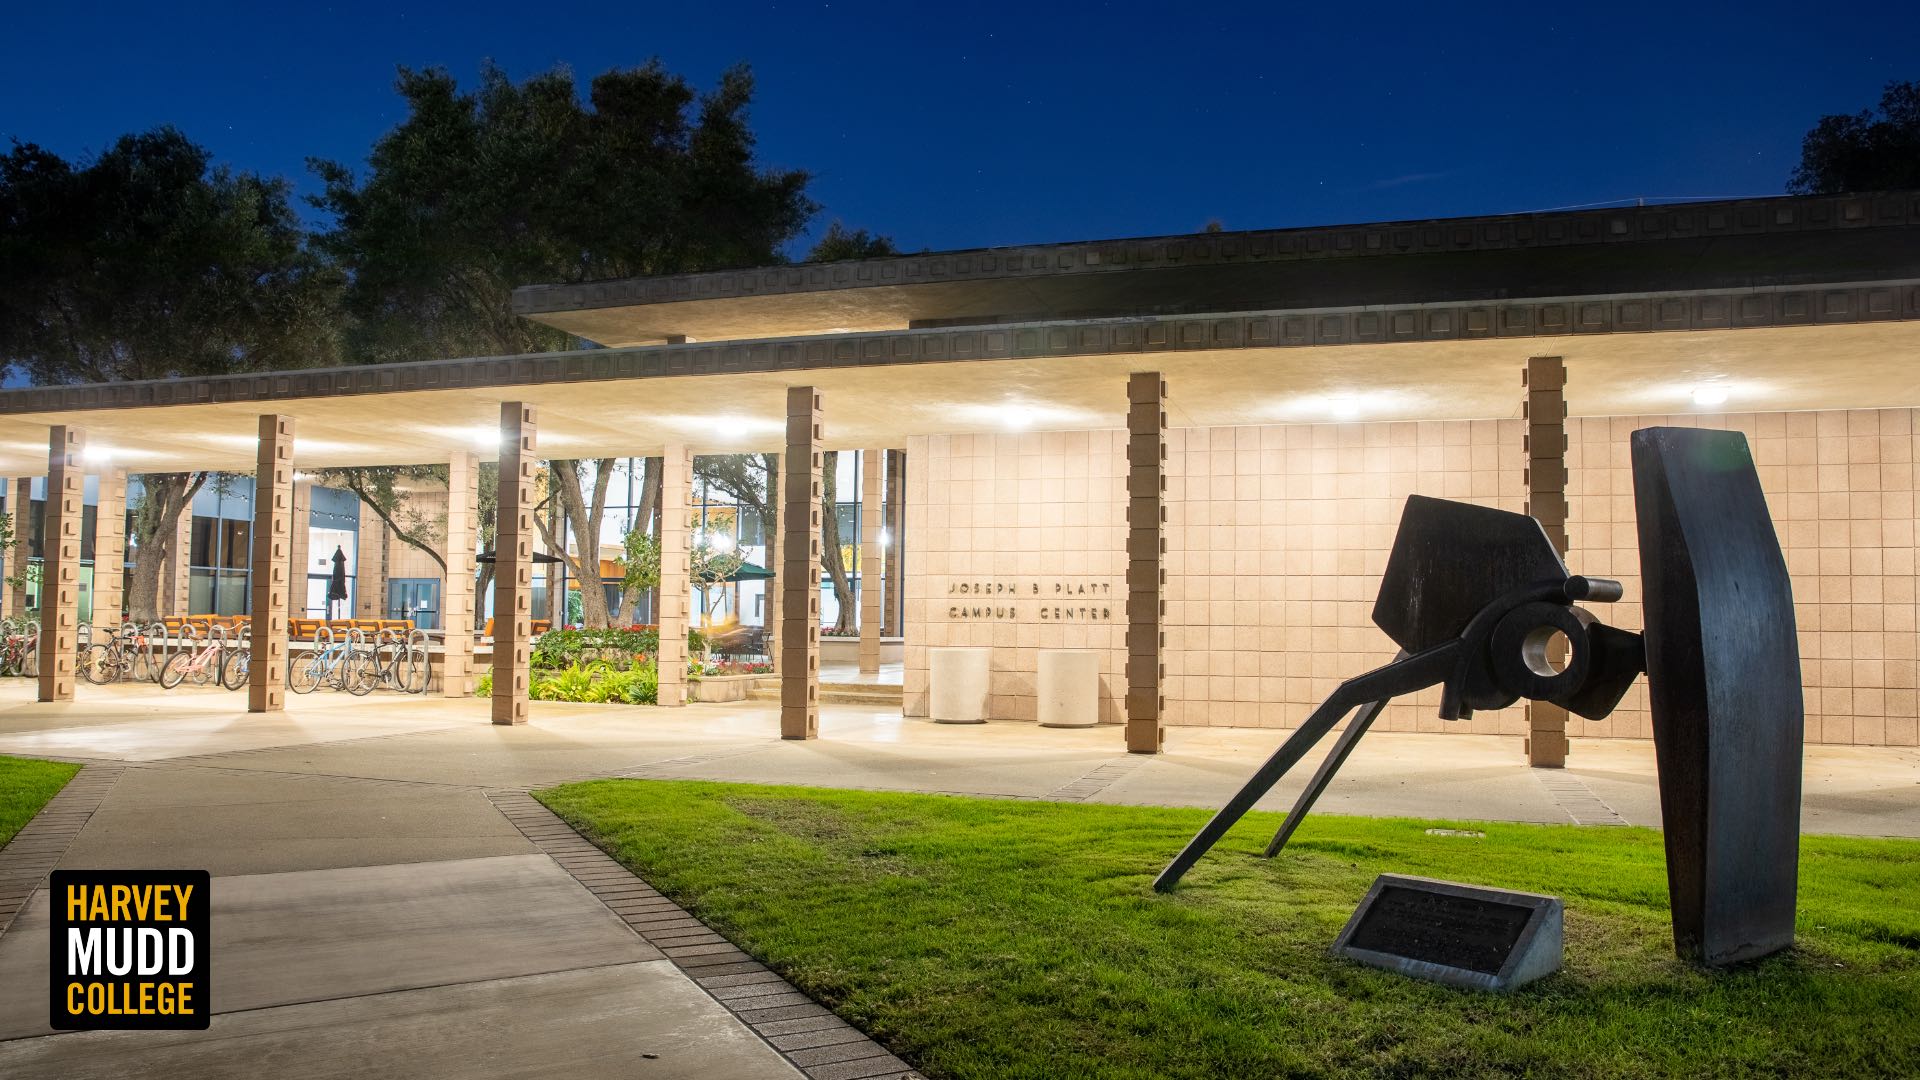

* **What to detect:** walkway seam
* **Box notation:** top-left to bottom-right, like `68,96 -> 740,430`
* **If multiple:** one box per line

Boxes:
485,790 -> 924,1080
1045,755 -> 1147,801
1534,770 -> 1629,826
0,763 -> 124,937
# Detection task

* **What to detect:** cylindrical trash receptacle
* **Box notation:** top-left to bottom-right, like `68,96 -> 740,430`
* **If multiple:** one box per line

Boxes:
929,646 -> 992,724
1037,649 -> 1100,728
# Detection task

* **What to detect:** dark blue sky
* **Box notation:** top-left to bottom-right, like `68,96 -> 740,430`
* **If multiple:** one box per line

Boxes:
2,1 -> 1911,256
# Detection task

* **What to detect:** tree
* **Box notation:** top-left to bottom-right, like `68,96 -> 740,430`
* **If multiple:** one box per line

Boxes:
474,461 -> 499,623
534,460 -> 614,628
1788,80 -> 1920,194
0,128 -> 341,621
819,451 -> 855,634
618,523 -> 742,642
308,465 -> 448,572
312,62 -> 814,626
807,221 -> 898,261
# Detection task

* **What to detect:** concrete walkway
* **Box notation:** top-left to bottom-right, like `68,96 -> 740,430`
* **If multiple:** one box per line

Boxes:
0,680 -> 1917,1077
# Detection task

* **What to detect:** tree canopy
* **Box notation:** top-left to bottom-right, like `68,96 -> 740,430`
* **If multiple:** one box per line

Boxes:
1788,79 -> 1920,195
0,127 -> 340,383
0,127 -> 342,621
311,61 -> 816,364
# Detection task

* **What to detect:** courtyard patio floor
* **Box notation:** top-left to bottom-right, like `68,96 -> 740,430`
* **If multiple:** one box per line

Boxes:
0,679 -> 1915,1076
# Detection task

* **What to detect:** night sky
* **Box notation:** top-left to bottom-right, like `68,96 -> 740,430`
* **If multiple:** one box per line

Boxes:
2,1 -> 1912,256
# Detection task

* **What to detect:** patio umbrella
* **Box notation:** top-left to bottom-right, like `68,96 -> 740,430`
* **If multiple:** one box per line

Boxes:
725,561 -> 773,582
326,547 -> 348,620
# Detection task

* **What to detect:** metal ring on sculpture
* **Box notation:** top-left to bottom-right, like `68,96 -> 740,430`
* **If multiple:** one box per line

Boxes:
1489,600 -> 1590,703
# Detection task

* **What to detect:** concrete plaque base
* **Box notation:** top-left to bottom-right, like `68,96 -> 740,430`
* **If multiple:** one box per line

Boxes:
1332,874 -> 1562,992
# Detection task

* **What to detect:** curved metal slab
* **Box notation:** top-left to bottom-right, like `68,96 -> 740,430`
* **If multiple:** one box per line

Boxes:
1632,426 -> 1802,966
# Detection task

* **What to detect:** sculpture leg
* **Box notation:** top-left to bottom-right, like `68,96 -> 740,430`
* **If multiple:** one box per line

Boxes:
1153,643 -> 1456,892
1262,694 -> 1392,858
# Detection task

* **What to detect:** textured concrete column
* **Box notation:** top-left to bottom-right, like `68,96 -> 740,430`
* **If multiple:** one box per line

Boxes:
781,388 -> 823,740
858,448 -> 885,675
492,403 -> 537,725
6,477 -> 31,619
764,453 -> 781,667
655,444 -> 691,707
167,506 -> 192,617
1124,373 -> 1167,754
287,476 -> 313,619
39,429 -> 83,702
356,520 -> 386,618
882,449 -> 903,638
1524,356 -> 1571,768
441,451 -> 478,698
248,415 -> 296,713
93,469 -> 127,626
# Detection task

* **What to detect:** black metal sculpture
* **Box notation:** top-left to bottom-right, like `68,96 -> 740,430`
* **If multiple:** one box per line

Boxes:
1154,427 -> 1802,968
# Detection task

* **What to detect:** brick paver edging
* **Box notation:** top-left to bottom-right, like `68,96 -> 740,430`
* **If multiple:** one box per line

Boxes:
486,790 -> 924,1080
0,763 -> 124,936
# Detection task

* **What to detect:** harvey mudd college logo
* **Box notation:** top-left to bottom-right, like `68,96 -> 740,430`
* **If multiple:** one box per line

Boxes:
49,870 -> 210,1030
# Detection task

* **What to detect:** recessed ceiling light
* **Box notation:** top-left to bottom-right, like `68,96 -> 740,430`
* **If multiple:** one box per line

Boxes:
1327,395 -> 1360,420
1691,385 -> 1729,407
81,445 -> 113,464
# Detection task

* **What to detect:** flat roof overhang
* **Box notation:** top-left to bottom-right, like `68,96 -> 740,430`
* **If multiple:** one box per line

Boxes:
1,277 -> 1917,476
512,193 -> 1920,346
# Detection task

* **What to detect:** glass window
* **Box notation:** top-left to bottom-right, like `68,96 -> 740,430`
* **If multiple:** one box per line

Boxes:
738,509 -> 765,547
220,520 -> 250,570
214,570 -> 248,616
189,516 -> 215,567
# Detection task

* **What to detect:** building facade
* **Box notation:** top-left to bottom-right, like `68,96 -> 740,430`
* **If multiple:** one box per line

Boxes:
0,192 -> 1914,752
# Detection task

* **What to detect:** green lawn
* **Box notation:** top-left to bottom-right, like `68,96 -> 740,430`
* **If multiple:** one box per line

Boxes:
0,755 -> 80,848
536,780 -> 1920,1080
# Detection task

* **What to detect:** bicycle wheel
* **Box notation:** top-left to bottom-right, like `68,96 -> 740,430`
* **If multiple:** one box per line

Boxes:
220,650 -> 250,691
80,644 -> 115,685
345,650 -> 378,696
373,643 -> 402,691
403,649 -> 429,694
159,650 -> 192,689
288,653 -> 323,694
130,649 -> 155,684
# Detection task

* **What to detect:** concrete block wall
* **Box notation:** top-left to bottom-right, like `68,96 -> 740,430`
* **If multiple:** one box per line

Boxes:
904,407 -> 1920,746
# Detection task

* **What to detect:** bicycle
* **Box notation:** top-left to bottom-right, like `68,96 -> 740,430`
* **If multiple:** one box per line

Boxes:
219,625 -> 251,691
0,618 -> 38,678
81,622 -> 161,685
367,627 -> 431,694
288,626 -> 376,695
159,623 -> 235,689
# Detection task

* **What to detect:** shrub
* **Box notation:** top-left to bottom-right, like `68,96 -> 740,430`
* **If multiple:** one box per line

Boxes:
531,625 -> 709,670
475,670 -> 492,697
526,659 -> 658,706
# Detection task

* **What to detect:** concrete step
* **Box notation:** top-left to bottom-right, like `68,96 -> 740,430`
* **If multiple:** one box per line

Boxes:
745,682 -> 902,706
